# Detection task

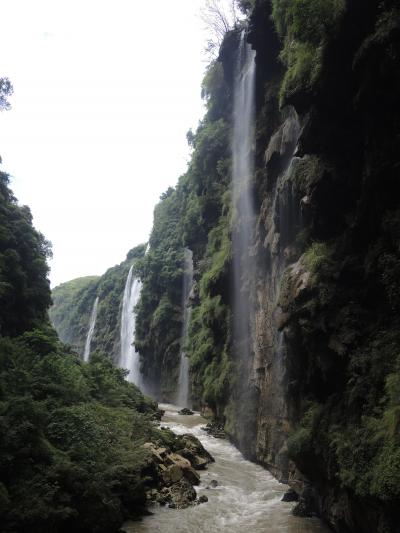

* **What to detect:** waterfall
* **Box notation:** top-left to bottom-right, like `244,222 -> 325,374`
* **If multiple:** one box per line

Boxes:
232,31 -> 256,362
230,30 -> 257,450
83,296 -> 99,362
176,248 -> 194,408
119,265 -> 143,386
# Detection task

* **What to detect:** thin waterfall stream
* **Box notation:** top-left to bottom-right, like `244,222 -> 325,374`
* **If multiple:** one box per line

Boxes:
119,265 -> 143,386
176,248 -> 194,408
232,30 -> 256,364
230,30 -> 258,449
83,296 -> 99,362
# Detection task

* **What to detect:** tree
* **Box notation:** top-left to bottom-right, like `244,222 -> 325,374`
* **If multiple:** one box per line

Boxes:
200,0 -> 242,59
0,78 -> 13,111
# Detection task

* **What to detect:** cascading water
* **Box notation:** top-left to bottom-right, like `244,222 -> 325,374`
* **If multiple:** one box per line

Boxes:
119,265 -> 143,386
230,30 -> 257,448
176,248 -> 194,408
232,31 -> 256,362
125,406 -> 330,533
83,296 -> 99,362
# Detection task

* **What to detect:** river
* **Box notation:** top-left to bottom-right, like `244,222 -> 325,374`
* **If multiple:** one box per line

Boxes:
124,404 -> 330,533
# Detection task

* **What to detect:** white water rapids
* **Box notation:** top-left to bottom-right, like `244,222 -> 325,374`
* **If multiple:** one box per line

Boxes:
125,405 -> 329,533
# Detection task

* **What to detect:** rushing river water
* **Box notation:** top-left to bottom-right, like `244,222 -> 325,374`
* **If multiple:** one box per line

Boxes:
125,405 -> 329,533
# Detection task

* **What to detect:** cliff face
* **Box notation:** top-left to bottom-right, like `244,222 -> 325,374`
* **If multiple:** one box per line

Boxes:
244,0 -> 400,531
135,0 -> 400,530
47,2 -> 400,529
50,276 -> 100,353
50,244 -> 146,361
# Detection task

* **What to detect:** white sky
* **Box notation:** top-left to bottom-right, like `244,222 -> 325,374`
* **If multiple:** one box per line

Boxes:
0,0 -> 212,287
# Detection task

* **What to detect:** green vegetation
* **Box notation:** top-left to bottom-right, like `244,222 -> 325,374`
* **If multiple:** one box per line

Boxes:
0,173 -> 159,532
288,332 -> 400,505
188,212 -> 232,410
0,172 -> 52,336
50,276 -> 100,353
271,0 -> 345,104
50,244 -> 146,360
303,241 -> 334,277
0,331 -> 158,532
8,1 -> 398,529
135,55 -> 232,404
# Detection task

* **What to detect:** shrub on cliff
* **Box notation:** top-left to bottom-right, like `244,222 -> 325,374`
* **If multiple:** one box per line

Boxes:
271,0 -> 345,104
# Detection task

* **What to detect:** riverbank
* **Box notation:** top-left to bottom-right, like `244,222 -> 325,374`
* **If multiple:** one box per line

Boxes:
124,405 -> 330,533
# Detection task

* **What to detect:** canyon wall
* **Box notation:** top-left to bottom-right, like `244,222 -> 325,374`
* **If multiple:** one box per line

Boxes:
51,1 -> 400,530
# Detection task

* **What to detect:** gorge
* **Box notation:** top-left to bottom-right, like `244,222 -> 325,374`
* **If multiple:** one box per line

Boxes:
1,0 -> 400,532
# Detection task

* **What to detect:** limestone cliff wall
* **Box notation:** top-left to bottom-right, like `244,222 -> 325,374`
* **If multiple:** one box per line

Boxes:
239,1 -> 400,531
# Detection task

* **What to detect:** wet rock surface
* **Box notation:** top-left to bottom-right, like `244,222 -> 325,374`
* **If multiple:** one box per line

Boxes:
201,422 -> 226,439
152,408 -> 165,421
143,431 -> 214,509
281,489 -> 299,503
178,407 -> 194,415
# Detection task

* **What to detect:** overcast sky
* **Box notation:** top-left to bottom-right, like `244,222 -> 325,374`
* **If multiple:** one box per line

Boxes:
0,0 -> 215,287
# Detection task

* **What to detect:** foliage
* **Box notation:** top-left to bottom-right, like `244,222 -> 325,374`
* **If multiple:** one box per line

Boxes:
50,276 -> 100,353
303,241 -> 333,274
0,170 -> 161,531
0,331 -> 157,532
0,172 -> 52,336
287,237 -> 400,506
0,78 -> 13,111
50,244 -> 146,360
201,62 -> 231,121
201,0 -> 242,59
271,0 -> 345,104
133,41 -> 233,401
287,403 -> 321,464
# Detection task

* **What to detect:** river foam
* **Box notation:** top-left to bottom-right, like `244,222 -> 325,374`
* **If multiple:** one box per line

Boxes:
124,405 -> 329,533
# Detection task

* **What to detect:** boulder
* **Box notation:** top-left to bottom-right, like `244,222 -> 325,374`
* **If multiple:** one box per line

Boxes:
178,408 -> 194,415
163,464 -> 183,484
182,466 -> 200,485
201,422 -> 226,439
178,434 -> 214,468
292,499 -> 315,518
197,495 -> 208,504
178,448 -> 209,470
281,489 -> 299,502
169,478 -> 197,509
152,408 -> 165,421
167,453 -> 191,469
143,442 -> 168,463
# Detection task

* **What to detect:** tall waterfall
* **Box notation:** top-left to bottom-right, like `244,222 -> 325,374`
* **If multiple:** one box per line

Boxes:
232,31 -> 256,362
83,296 -> 99,362
230,30 -> 257,451
176,248 -> 194,408
119,265 -> 143,386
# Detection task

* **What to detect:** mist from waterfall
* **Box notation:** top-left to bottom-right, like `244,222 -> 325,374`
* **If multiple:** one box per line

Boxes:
83,296 -> 99,362
232,30 -> 256,362
119,265 -> 143,386
176,248 -> 194,408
